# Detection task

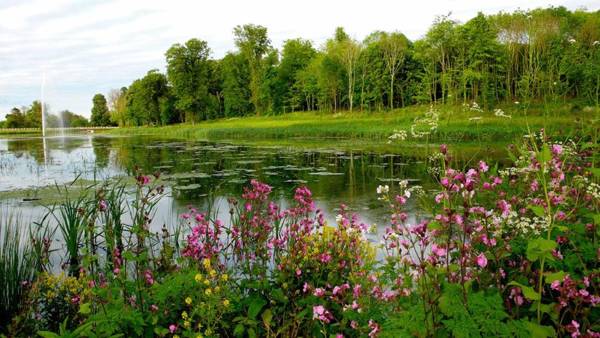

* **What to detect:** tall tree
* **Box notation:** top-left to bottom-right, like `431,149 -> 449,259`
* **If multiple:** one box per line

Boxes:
165,39 -> 212,121
233,24 -> 272,114
91,94 -> 111,126
328,27 -> 362,112
277,38 -> 316,112
107,87 -> 128,126
380,32 -> 409,109
125,70 -> 174,126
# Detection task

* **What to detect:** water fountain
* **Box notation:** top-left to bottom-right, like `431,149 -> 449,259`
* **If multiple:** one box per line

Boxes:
41,73 -> 49,167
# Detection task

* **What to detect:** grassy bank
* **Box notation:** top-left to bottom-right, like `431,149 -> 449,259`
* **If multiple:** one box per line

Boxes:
108,103 -> 598,143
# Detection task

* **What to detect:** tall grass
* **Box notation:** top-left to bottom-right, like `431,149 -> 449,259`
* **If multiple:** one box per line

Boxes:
0,211 -> 38,329
50,192 -> 90,276
108,103 -> 594,143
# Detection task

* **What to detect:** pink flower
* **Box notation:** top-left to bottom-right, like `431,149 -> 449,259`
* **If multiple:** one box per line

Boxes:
313,305 -> 333,323
551,144 -> 563,155
313,288 -> 325,297
479,161 -> 489,172
476,253 -> 488,268
303,282 -> 310,293
440,144 -> 448,154
137,175 -> 150,185
169,324 -> 177,333
431,244 -> 447,257
368,320 -> 380,337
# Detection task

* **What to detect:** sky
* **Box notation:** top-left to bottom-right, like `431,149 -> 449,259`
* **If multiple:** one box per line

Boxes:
1,0 -> 598,118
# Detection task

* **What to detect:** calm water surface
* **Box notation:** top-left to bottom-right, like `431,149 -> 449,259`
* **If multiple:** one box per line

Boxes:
0,135 -> 504,235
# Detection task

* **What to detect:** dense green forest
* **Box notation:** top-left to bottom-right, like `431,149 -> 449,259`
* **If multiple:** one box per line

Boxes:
2,7 -> 599,128
105,7 -> 599,126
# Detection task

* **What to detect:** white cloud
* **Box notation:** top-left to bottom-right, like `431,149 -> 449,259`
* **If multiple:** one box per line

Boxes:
0,0 -> 598,117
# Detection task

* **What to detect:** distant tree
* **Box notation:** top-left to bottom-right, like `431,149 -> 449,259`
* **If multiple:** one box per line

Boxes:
221,53 -> 252,117
4,107 -> 26,128
328,27 -> 362,111
166,39 -> 212,121
125,70 -> 174,125
59,110 -> 89,127
24,101 -> 44,128
107,87 -> 127,126
380,32 -> 410,109
277,38 -> 316,112
233,24 -> 272,114
91,94 -> 111,126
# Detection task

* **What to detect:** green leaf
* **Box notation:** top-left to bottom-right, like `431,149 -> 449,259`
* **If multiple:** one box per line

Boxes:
526,238 -> 557,262
248,328 -> 257,338
524,320 -> 555,338
544,271 -> 565,284
536,144 -> 551,163
507,281 -> 540,301
247,297 -> 267,319
37,331 -> 60,338
262,308 -> 273,327
428,221 -> 442,230
528,205 -> 546,218
79,302 -> 91,315
233,323 -> 245,337
589,167 -> 600,178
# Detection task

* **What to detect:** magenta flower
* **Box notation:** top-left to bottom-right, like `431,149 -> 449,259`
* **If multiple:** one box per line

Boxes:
313,288 -> 325,297
478,161 -> 489,172
476,253 -> 488,268
169,324 -> 177,333
431,244 -> 447,257
313,305 -> 333,323
551,144 -> 563,155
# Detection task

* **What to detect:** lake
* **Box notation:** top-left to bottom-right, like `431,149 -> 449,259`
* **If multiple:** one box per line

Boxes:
0,135 -> 507,235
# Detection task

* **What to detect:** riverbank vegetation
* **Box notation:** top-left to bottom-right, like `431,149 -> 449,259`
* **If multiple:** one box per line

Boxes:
102,7 -> 600,127
110,102 -> 597,144
0,129 -> 598,336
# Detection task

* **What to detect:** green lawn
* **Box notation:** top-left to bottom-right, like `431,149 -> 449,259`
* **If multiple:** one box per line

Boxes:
108,103 -> 598,144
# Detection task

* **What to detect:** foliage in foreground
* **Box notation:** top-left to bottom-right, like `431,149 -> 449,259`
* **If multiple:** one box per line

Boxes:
1,130 -> 599,337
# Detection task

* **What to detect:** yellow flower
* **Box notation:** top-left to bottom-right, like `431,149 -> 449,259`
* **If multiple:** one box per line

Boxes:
223,299 -> 230,307
184,320 -> 191,328
203,279 -> 210,286
205,288 -> 212,296
209,270 -> 217,278
194,273 -> 203,282
174,335 -> 180,338
182,311 -> 188,319
196,335 -> 204,338
221,274 -> 228,281
214,286 -> 221,293
202,258 -> 211,269
205,328 -> 213,336
185,297 -> 192,305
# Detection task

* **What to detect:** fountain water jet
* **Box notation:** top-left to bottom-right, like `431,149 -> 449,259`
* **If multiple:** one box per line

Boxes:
41,73 -> 47,137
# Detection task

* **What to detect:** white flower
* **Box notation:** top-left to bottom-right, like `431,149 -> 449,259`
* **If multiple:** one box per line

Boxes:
335,214 -> 343,224
568,38 -> 576,44
376,185 -> 389,195
494,109 -> 511,119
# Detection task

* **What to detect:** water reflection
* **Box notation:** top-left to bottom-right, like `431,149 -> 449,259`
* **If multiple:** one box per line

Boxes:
0,135 -> 504,228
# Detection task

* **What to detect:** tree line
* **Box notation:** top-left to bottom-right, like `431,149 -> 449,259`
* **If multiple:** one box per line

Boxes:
0,101 -> 90,129
4,7 -> 598,128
